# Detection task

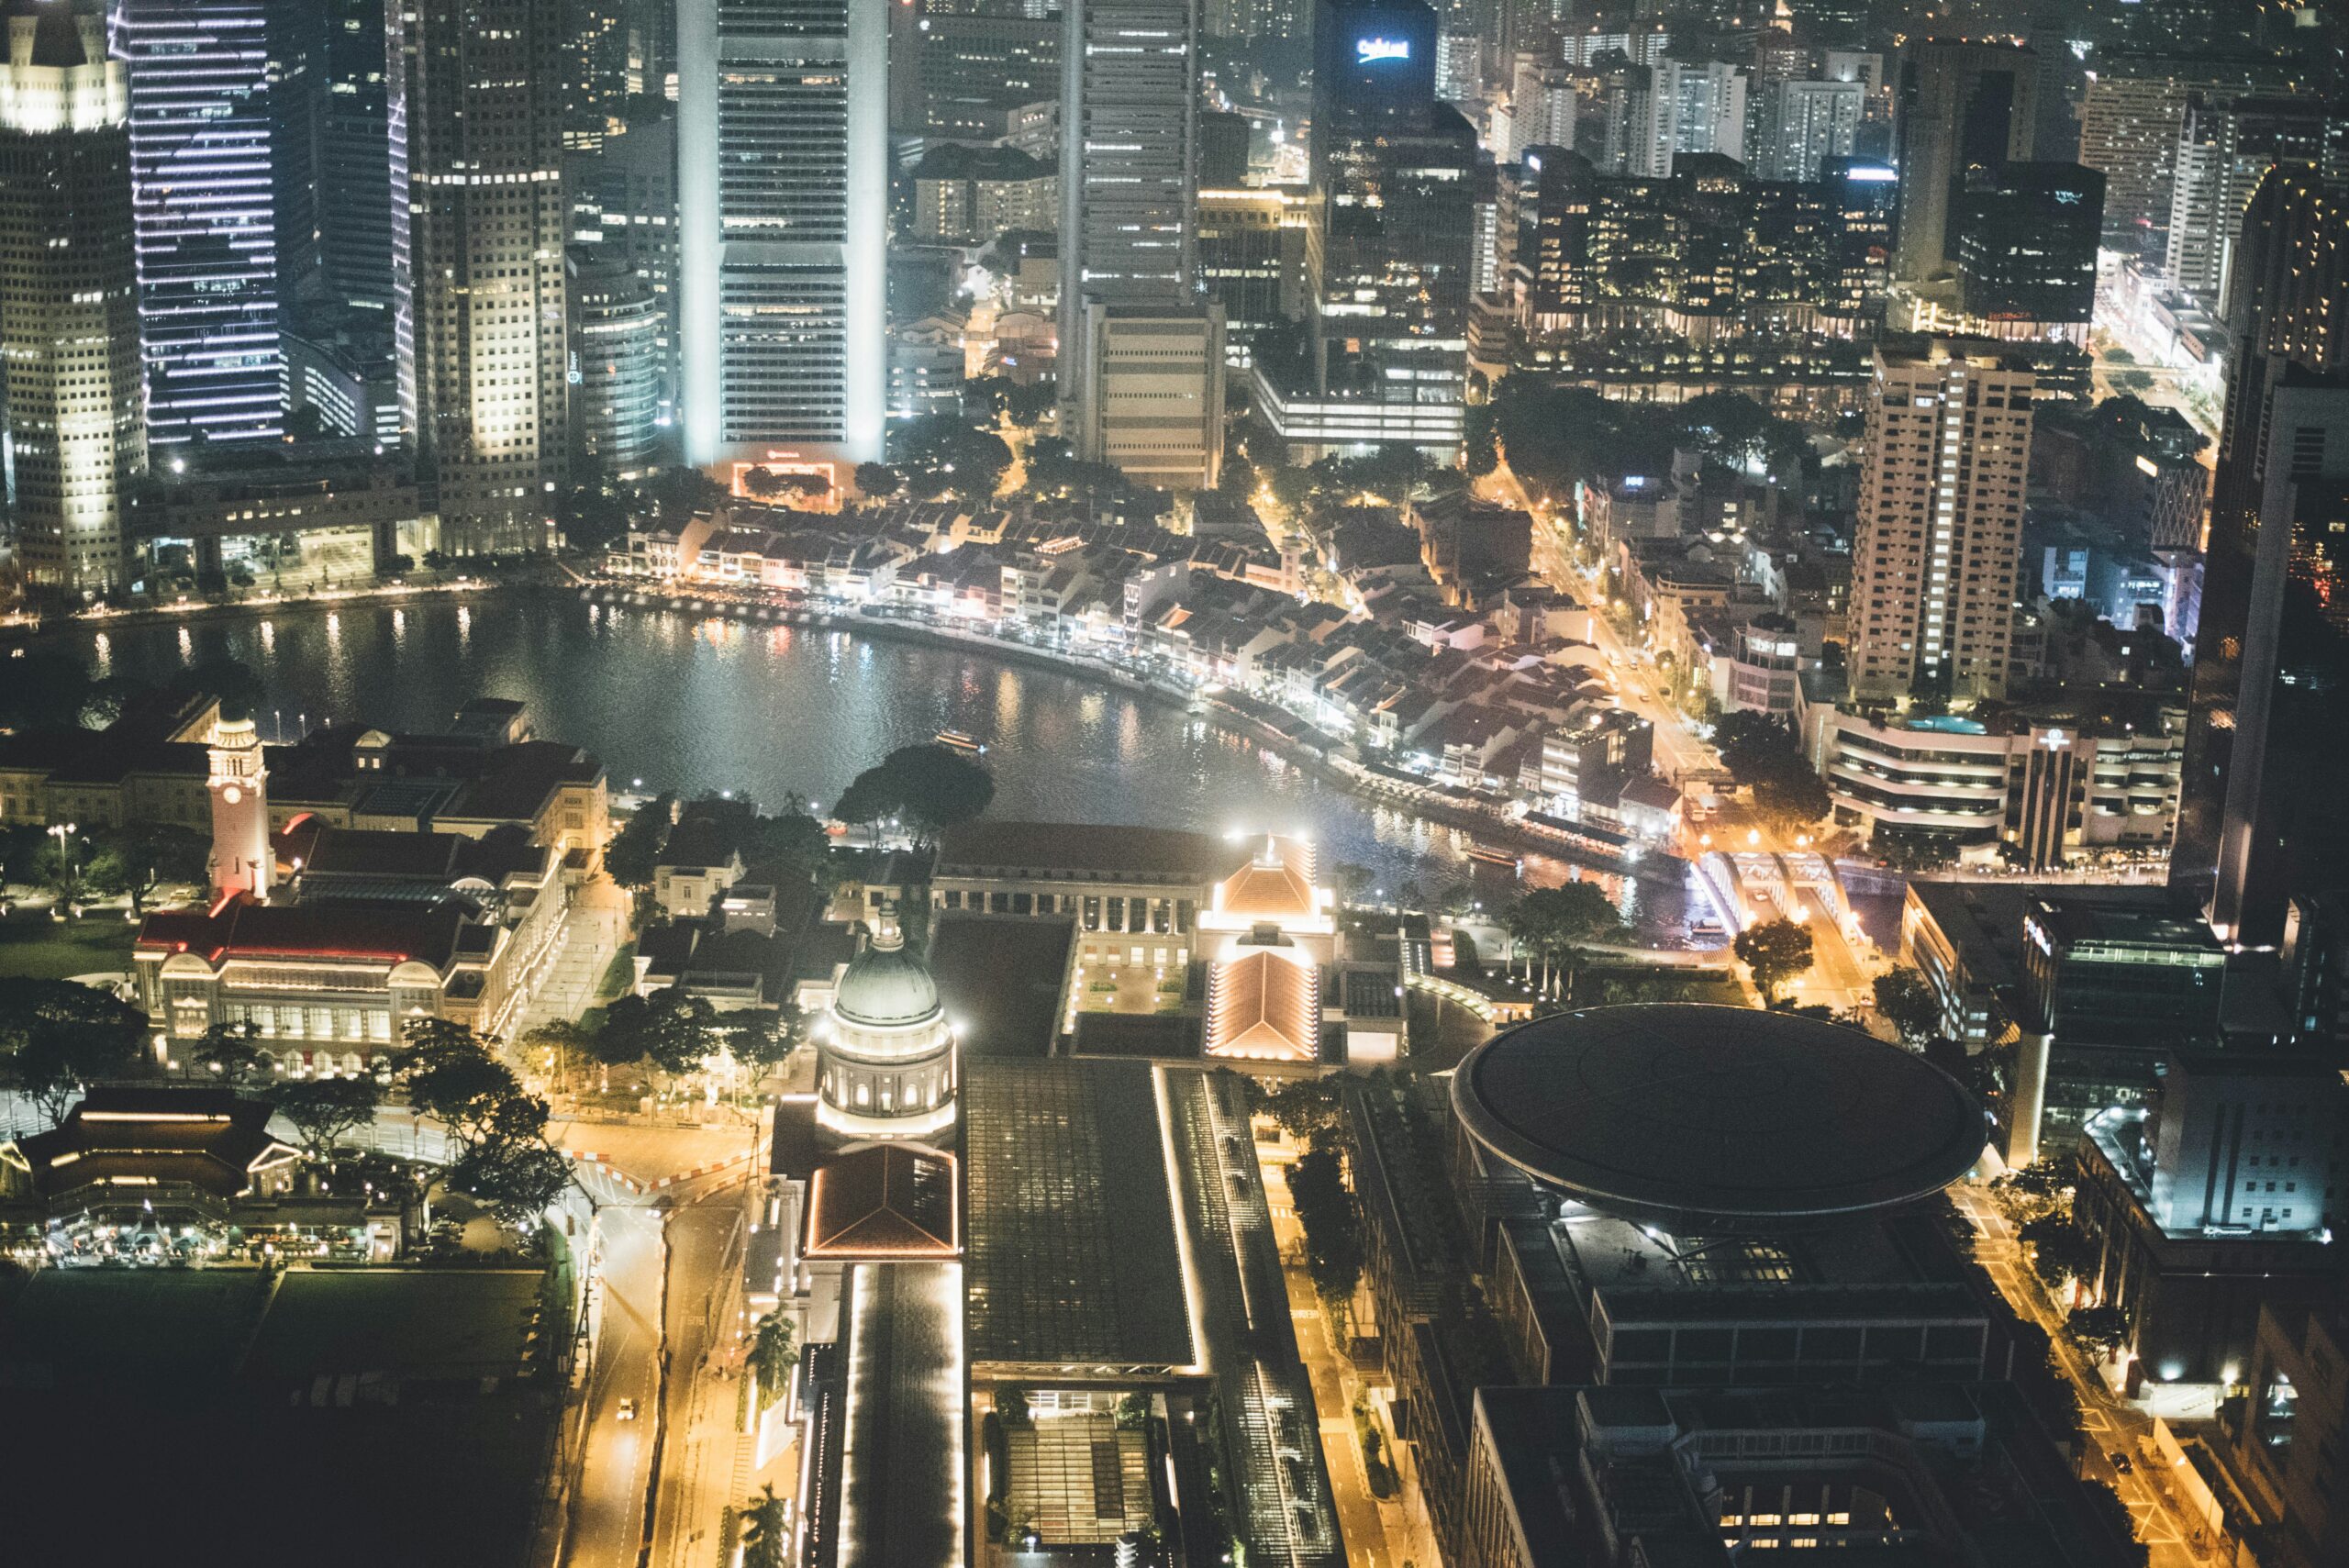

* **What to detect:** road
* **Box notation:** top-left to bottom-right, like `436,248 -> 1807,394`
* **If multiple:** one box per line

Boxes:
1952,1186 -> 2208,1568
1482,461 -> 1880,1008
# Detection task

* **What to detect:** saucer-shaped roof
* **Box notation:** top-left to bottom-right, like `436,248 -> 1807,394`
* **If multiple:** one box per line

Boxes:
1452,1005 -> 1987,1232
834,937 -> 942,1030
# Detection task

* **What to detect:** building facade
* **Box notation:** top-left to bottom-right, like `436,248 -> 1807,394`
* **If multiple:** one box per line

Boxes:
0,0 -> 144,595
389,0 -> 571,554
1892,39 -> 2037,284
679,0 -> 887,487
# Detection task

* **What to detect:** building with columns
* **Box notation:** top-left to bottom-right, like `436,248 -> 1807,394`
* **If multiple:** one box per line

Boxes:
815,913 -> 959,1142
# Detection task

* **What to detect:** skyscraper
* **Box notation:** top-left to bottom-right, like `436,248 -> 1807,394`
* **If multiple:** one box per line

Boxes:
1309,0 -> 1476,416
1952,161 -> 2104,325
318,0 -> 392,311
1848,339 -> 2035,706
389,0 -> 570,553
677,0 -> 886,487
2173,166 -> 2349,945
2165,95 -> 2339,309
0,0 -> 144,595
1893,39 -> 2037,283
2076,55 -> 2286,251
117,0 -> 286,448
569,251 -> 663,483
1058,0 -> 1199,452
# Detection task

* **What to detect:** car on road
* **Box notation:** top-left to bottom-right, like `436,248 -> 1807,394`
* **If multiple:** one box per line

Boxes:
2107,1451 -> 2131,1474
617,1397 -> 637,1421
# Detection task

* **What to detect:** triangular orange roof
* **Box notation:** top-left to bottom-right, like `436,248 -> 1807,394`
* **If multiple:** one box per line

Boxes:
1218,834 -> 1318,921
1205,950 -> 1319,1062
805,1142 -> 960,1258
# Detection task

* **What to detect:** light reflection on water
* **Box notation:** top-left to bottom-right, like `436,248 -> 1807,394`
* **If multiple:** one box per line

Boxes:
52,595 -> 1693,936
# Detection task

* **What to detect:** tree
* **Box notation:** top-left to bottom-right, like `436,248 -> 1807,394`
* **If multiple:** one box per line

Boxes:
750,1311 -> 796,1407
1871,968 -> 1943,1048
604,793 -> 674,887
2021,1213 -> 2099,1293
718,1007 -> 796,1075
888,414 -> 1012,500
2067,1304 -> 2132,1362
393,1019 -> 551,1154
1287,1142 -> 1364,1317
597,985 -> 719,1076
446,1140 -> 573,1224
853,462 -> 904,500
1507,882 -> 1626,999
275,1075 -> 383,1156
1751,764 -> 1831,837
834,744 -> 996,847
80,823 -> 209,912
742,1485 -> 789,1568
1733,917 -> 1814,1006
0,978 -> 148,1124
557,485 -> 631,553
1259,1075 -> 1345,1151
191,1020 -> 272,1085
1712,709 -> 1802,786
740,465 -> 787,500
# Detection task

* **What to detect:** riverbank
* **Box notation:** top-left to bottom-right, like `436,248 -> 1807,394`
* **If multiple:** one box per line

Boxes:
6,567 -> 563,648
579,578 -> 1687,884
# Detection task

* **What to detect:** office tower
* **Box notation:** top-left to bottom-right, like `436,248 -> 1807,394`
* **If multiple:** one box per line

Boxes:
262,1 -> 321,303
565,0 -> 629,150
0,0 -> 143,595
1309,0 -> 1476,415
1197,186 -> 1305,365
117,0 -> 285,449
1952,162 -> 2103,325
1435,29 -> 1478,105
2175,167 -> 2349,946
1893,39 -> 2037,282
1198,109 -> 1250,187
2076,56 -> 2288,252
1752,76 -> 1861,181
2166,95 -> 2338,309
1075,305 -> 1225,488
1848,339 -> 2034,706
569,252 -> 663,483
389,0 -> 570,553
677,0 -> 885,485
570,116 -> 675,435
319,0 -> 392,311
895,9 -> 1059,145
624,0 -> 676,99
1820,156 -> 1898,330
1058,0 -> 1200,465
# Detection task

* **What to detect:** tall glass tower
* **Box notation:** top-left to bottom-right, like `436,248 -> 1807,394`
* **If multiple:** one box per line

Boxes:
116,0 -> 285,447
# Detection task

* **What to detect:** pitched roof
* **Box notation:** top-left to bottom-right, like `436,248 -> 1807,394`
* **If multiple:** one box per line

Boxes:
1215,834 -> 1319,921
803,1142 -> 960,1259
1204,949 -> 1319,1063
137,895 -> 471,971
5,1086 -> 297,1202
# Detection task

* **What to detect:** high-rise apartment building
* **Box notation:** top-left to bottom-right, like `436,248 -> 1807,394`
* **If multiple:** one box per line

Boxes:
1612,58 -> 1745,177
2165,95 -> 2339,309
319,0 -> 392,312
2076,55 -> 2287,250
1058,0 -> 1207,473
1848,339 -> 2034,706
0,0 -> 144,595
117,0 -> 286,449
1751,76 -> 1862,181
389,0 -> 570,553
2174,166 -> 2349,946
678,0 -> 886,487
1893,39 -> 2037,283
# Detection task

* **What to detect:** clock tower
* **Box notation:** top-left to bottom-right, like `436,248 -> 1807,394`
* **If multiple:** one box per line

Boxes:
206,712 -> 272,899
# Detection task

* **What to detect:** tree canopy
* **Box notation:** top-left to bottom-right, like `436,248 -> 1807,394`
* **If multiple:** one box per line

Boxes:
833,743 -> 996,845
604,793 -> 674,887
1733,917 -> 1815,1006
888,414 -> 1012,501
1871,967 -> 1943,1048
596,985 -> 720,1075
0,978 -> 149,1124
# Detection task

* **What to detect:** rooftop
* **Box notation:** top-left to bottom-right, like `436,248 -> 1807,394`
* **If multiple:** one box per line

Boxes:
934,818 -> 1225,882
805,1142 -> 959,1260
928,914 -> 1072,1057
1453,1006 -> 1987,1230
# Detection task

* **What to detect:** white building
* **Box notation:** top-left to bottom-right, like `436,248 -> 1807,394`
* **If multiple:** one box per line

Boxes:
678,0 -> 887,488
1752,77 -> 1862,182
815,916 -> 958,1142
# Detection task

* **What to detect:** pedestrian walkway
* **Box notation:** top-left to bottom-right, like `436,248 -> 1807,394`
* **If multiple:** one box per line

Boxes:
516,880 -> 628,1036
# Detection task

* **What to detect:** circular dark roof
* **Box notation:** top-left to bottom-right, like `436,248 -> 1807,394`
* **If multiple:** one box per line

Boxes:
1452,1005 -> 1987,1231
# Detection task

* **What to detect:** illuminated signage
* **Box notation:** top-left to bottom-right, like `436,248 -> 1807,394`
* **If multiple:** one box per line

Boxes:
1355,36 -> 1410,62
1843,164 -> 1898,183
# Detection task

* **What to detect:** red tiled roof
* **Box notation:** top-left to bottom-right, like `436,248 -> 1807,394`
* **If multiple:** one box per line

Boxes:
803,1143 -> 959,1258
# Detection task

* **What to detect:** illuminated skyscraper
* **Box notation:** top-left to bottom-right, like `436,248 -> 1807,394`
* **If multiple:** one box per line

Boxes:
677,0 -> 886,489
1058,0 -> 1199,456
0,0 -> 144,594
1848,339 -> 2035,706
1893,39 -> 2036,282
318,0 -> 392,310
389,0 -> 570,553
117,0 -> 286,447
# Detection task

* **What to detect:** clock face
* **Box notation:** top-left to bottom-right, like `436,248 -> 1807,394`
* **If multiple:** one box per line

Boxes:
222,785 -> 241,805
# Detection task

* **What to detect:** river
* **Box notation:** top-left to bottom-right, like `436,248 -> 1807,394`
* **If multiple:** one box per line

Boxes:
58,592 -> 1698,940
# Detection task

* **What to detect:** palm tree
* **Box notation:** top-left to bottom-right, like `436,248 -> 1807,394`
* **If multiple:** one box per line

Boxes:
749,1310 -> 796,1408
741,1485 -> 788,1568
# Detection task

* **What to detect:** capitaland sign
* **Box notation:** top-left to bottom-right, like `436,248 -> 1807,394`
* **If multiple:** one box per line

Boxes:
1355,35 -> 1410,62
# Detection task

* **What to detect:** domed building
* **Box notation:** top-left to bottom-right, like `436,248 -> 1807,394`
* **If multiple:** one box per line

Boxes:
815,915 -> 958,1140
